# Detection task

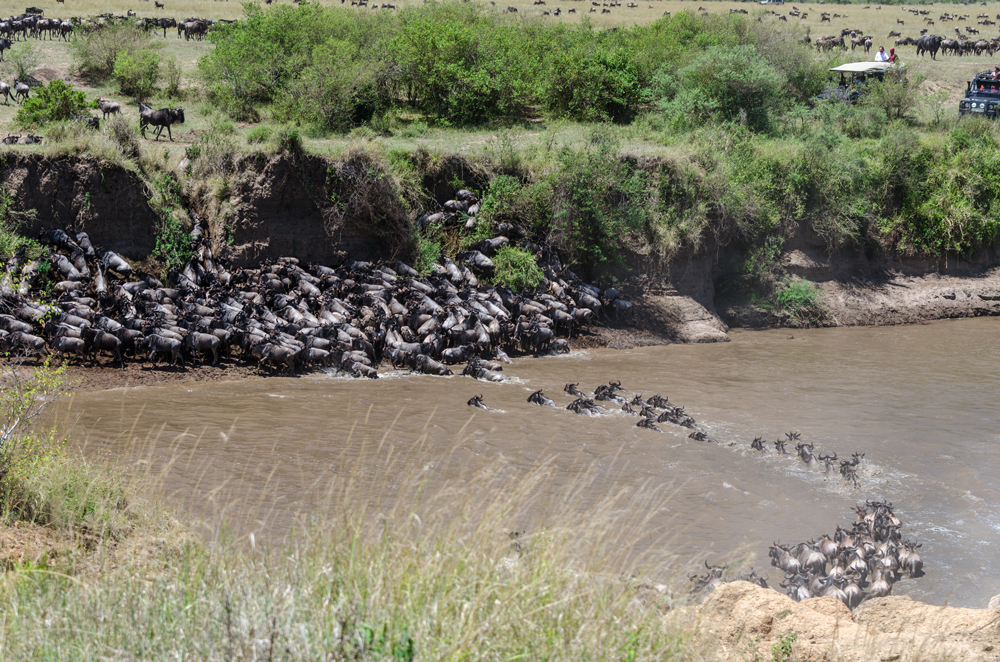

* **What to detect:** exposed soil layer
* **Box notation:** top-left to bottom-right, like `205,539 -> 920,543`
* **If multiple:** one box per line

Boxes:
0,155 -> 160,260
677,581 -> 1000,662
7,152 -> 1000,369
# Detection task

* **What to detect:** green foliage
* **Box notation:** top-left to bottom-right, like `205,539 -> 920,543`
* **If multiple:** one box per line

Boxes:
198,5 -> 821,128
773,278 -> 820,316
861,68 -> 925,122
479,174 -> 523,226
275,126 -> 303,153
742,236 -> 784,288
14,81 -> 90,127
245,124 -> 274,144
71,23 -> 154,82
770,631 -> 798,662
0,359 -> 67,504
491,245 -> 543,292
112,48 -> 160,99
545,46 -> 642,123
149,173 -> 193,273
414,233 -> 441,276
547,127 -> 650,275
6,41 -> 40,80
656,45 -> 785,132
163,55 -> 183,99
0,193 -> 41,261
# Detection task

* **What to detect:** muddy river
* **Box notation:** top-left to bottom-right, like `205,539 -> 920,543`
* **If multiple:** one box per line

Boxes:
48,317 -> 1000,608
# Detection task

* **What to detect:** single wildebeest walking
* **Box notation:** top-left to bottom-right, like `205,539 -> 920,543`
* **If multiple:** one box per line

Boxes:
0,80 -> 12,105
96,97 -> 121,119
13,79 -> 29,103
138,102 -> 185,140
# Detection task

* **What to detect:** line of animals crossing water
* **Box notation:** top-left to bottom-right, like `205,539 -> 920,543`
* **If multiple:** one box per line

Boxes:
0,217 -> 633,376
688,500 -> 925,610
466,380 -> 928,610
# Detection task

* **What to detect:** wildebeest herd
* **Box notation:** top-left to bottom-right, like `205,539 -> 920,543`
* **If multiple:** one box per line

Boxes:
688,500 -> 925,610
0,209 -> 632,378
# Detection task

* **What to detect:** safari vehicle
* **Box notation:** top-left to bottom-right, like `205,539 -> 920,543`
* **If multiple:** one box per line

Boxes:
815,61 -> 893,104
757,0 -> 784,5
959,72 -> 1000,119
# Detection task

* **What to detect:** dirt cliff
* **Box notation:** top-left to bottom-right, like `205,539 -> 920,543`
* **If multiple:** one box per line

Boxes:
0,154 -> 159,259
4,151 -> 1000,344
676,581 -> 1000,662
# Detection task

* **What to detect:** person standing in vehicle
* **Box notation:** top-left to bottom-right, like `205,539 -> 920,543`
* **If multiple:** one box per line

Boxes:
875,46 -> 889,61
887,48 -> 898,63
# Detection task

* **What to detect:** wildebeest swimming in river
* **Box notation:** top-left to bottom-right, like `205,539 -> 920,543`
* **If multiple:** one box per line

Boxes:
138,103 -> 185,141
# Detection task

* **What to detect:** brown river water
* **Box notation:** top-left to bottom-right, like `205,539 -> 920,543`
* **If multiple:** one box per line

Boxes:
47,318 -> 1000,608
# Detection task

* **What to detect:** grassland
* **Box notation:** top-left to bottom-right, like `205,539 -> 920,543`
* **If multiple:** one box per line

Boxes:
1,0 -> 998,159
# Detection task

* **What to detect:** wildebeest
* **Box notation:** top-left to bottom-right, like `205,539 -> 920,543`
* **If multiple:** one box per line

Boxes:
139,334 -> 184,365
96,97 -> 121,119
13,79 -> 29,103
0,80 -> 12,105
138,102 -> 185,141
0,38 -> 10,60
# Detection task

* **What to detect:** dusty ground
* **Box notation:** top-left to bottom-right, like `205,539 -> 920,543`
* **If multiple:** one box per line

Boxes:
723,248 -> 1000,330
678,581 -> 1000,662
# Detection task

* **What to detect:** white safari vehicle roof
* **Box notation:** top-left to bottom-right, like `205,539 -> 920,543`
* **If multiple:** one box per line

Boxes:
829,62 -> 894,74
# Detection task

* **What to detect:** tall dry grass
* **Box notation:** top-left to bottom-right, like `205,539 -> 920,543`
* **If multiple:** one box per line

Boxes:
0,362 -> 708,661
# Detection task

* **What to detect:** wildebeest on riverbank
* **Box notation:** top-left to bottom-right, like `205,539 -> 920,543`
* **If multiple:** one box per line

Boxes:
0,214 -> 632,380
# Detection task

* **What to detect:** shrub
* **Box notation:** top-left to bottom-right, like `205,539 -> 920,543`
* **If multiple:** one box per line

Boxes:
71,23 -> 153,82
545,47 -> 642,123
103,114 -> 142,159
547,128 -> 651,275
774,277 -> 820,315
163,55 -> 183,99
275,127 -> 302,153
14,81 -> 90,127
414,234 -> 441,276
275,39 -> 391,132
491,245 -> 543,292
862,68 -> 925,122
6,41 -> 40,80
656,45 -> 785,132
112,48 -> 160,99
0,193 -> 41,261
246,124 -> 274,144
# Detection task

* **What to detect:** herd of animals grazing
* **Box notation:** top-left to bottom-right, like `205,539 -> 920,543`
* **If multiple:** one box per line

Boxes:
0,189 -> 633,379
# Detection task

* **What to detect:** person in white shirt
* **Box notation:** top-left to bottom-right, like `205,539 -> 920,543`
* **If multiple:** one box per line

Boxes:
874,46 -> 889,61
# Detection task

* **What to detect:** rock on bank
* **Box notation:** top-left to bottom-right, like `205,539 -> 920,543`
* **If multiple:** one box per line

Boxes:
676,581 -> 1000,661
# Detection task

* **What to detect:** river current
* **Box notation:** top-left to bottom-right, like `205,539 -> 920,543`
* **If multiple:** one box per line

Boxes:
48,317 -> 1000,608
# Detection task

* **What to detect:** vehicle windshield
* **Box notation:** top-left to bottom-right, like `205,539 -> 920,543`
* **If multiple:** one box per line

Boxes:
973,79 -> 1000,94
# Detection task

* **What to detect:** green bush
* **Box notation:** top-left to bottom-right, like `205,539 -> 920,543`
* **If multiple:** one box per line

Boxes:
7,41 -> 41,80
14,81 -> 91,127
163,55 -> 183,99
862,68 -> 925,122
491,245 -> 543,292
774,278 -> 820,315
414,234 -> 441,276
246,124 -> 274,144
71,23 -> 153,82
0,193 -> 41,261
275,127 -> 303,153
544,47 -> 642,123
656,45 -> 785,132
547,128 -> 651,275
112,48 -> 160,99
